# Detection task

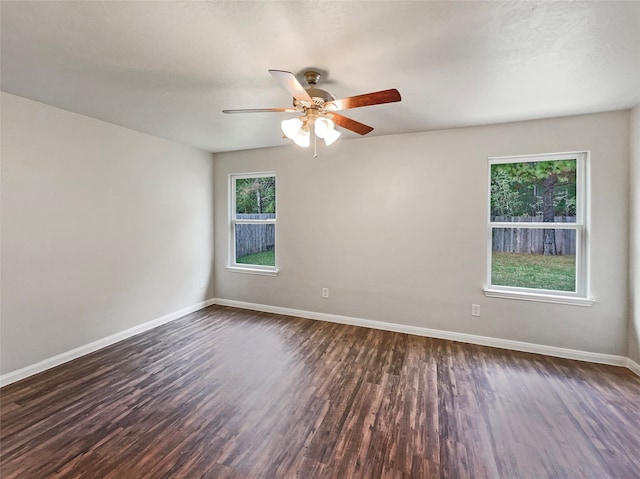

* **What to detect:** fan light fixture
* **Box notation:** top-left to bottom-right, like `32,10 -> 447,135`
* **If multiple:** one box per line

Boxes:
223,69 -> 402,156
281,115 -> 340,148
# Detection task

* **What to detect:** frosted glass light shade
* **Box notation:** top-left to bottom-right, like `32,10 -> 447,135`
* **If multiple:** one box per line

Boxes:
281,118 -> 303,139
323,127 -> 341,146
314,117 -> 334,139
293,129 -> 310,147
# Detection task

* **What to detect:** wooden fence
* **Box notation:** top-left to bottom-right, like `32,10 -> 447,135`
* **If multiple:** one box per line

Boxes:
492,216 -> 576,255
235,214 -> 275,258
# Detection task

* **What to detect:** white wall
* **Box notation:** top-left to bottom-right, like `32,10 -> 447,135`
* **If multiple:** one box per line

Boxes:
2,95 -> 631,377
630,105 -> 640,364
215,110 -> 630,356
1,92 -> 215,375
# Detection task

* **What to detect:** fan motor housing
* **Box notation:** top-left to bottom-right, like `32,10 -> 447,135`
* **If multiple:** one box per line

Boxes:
302,71 -> 334,104
306,87 -> 334,103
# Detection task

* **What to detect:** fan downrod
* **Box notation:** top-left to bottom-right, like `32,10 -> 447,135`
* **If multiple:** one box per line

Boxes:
302,71 -> 334,104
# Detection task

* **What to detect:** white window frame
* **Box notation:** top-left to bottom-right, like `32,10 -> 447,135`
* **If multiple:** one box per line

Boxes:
227,172 -> 278,276
484,152 -> 594,306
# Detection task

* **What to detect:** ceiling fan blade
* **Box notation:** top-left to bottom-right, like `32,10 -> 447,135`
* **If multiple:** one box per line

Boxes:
327,88 -> 401,111
222,108 -> 296,114
268,70 -> 312,102
330,113 -> 374,135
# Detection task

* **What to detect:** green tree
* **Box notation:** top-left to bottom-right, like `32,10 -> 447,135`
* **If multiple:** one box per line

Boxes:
491,169 -> 524,217
491,160 -> 576,255
236,177 -> 275,215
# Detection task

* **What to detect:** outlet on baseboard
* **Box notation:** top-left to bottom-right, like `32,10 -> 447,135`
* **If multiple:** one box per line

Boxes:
322,288 -> 329,299
471,304 -> 480,317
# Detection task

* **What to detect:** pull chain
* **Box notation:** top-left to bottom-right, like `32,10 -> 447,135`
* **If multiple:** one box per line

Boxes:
314,132 -> 318,158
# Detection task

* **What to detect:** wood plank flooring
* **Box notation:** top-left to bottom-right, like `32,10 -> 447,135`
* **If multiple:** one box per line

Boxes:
1,305 -> 639,478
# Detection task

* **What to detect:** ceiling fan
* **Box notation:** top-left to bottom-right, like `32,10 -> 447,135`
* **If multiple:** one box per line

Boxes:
223,70 -> 401,149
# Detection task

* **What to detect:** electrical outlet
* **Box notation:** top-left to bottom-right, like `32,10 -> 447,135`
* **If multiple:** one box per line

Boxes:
471,304 -> 480,317
322,288 -> 329,299
199,278 -> 205,289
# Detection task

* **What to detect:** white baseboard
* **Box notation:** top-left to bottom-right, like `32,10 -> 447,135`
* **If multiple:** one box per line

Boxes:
627,358 -> 640,376
4,297 -> 637,387
0,298 -> 216,387
214,298 -> 636,374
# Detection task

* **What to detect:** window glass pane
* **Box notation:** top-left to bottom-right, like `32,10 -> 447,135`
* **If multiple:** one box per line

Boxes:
491,228 -> 576,291
235,177 -> 276,218
235,223 -> 275,266
490,159 -> 577,223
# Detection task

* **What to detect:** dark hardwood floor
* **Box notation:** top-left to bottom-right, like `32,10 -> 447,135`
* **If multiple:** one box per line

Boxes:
1,305 -> 639,478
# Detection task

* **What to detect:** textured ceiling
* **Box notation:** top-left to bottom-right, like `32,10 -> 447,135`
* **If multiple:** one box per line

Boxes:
1,1 -> 639,153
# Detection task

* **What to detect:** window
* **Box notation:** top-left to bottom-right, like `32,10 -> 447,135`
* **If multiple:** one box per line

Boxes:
485,152 -> 593,305
228,173 -> 277,275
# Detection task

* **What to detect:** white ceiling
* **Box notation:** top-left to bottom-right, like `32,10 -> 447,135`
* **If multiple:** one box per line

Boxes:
2,1 -> 639,153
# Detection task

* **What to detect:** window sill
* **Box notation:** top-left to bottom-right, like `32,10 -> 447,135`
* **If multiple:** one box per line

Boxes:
484,289 -> 596,307
226,266 -> 279,276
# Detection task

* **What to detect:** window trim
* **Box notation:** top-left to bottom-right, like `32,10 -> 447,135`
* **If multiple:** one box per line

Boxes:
484,151 -> 593,305
228,172 -> 278,275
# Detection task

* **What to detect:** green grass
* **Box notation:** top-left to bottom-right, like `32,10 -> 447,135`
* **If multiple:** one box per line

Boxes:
491,252 -> 575,291
236,249 -> 275,266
